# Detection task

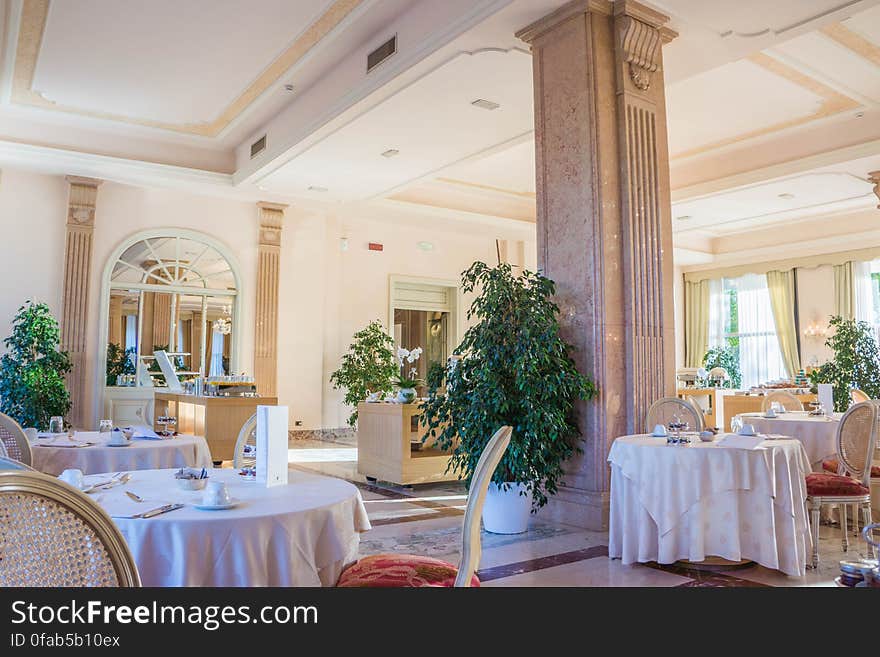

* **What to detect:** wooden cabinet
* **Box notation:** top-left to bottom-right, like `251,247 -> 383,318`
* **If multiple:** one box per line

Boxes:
721,393 -> 817,431
356,402 -> 459,486
103,387 -> 154,427
677,388 -> 718,429
154,392 -> 278,462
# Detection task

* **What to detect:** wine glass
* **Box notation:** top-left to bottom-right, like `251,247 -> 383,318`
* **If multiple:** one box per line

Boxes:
98,419 -> 113,434
731,415 -> 743,434
48,416 -> 64,434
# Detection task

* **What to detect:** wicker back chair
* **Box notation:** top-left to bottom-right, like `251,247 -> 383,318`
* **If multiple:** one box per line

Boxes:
0,456 -> 34,471
232,413 -> 257,469
0,470 -> 140,586
645,397 -> 704,433
850,389 -> 871,404
761,391 -> 804,412
805,401 -> 878,568
0,413 -> 31,466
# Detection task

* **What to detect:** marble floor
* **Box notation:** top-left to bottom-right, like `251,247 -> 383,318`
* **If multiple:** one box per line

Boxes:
287,438 -> 874,587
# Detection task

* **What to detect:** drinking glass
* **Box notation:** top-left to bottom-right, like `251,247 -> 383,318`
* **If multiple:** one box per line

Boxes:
98,419 -> 113,433
48,416 -> 64,434
731,415 -> 743,433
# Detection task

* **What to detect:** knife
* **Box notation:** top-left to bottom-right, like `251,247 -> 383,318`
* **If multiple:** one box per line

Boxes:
138,503 -> 184,519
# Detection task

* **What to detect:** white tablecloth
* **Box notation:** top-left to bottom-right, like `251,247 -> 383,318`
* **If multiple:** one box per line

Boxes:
89,467 -> 371,586
736,411 -> 840,470
608,434 -> 813,576
31,432 -> 212,476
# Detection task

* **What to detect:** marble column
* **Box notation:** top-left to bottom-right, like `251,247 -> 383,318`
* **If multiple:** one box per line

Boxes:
61,176 -> 101,429
254,202 -> 287,397
517,0 -> 676,529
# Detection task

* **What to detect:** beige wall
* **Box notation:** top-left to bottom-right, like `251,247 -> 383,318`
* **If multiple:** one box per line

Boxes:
796,264 -> 835,367
0,167 -> 537,430
673,265 -> 684,371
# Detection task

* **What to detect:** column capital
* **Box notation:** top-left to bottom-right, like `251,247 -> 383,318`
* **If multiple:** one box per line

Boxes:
65,175 -> 102,189
516,0 -> 612,45
257,202 -> 286,247
870,171 -> 880,210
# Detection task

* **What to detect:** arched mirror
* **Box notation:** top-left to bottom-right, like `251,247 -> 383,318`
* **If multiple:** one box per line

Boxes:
102,232 -> 241,389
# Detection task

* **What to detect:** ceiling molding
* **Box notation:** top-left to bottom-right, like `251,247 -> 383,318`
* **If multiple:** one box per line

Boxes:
820,22 -> 880,68
10,0 -> 366,138
435,177 -> 536,199
671,51 -> 861,161
715,0 -> 865,39
671,137 -> 880,201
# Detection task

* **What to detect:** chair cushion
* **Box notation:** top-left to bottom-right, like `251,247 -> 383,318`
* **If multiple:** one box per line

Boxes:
806,473 -> 870,497
336,554 -> 479,588
822,459 -> 880,478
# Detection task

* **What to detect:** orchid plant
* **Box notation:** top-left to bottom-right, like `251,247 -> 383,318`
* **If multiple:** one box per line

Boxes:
394,346 -> 423,389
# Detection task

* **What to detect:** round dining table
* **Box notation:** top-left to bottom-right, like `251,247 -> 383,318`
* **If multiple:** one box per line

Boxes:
735,411 -> 841,471
608,433 -> 813,576
31,431 -> 212,476
88,467 -> 371,586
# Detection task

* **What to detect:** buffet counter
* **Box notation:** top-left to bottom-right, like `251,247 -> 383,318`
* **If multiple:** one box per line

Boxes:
153,392 -> 278,462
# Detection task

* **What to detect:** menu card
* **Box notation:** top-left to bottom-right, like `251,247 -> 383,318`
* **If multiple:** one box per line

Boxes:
818,384 -> 834,414
256,405 -> 288,488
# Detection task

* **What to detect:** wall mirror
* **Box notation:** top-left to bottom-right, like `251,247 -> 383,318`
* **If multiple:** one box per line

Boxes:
102,232 -> 240,388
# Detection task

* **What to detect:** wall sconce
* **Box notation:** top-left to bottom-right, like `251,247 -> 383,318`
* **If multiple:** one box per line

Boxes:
803,322 -> 828,339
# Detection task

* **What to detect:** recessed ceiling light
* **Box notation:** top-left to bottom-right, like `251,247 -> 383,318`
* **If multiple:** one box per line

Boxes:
417,241 -> 434,251
778,193 -> 795,200
855,111 -> 865,118
676,215 -> 692,221
471,98 -> 500,111
284,84 -> 295,92
308,186 -> 328,192
381,149 -> 400,158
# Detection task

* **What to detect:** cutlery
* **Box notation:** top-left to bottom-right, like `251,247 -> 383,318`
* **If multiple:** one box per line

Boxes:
83,472 -> 129,493
136,503 -> 184,519
125,490 -> 144,502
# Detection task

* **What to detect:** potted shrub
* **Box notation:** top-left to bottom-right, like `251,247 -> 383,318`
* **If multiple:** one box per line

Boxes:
702,344 -> 742,388
0,301 -> 72,430
420,262 -> 596,534
330,320 -> 397,427
809,315 -> 880,411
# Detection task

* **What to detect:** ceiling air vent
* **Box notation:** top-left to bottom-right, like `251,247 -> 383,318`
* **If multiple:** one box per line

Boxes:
250,134 -> 267,159
367,35 -> 397,73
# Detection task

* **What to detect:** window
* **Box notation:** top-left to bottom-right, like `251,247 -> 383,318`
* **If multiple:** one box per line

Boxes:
712,273 -> 788,388
868,261 -> 880,342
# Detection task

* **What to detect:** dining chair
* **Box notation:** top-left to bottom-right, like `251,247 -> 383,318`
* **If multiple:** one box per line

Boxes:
806,401 -> 878,568
761,391 -> 804,412
645,397 -> 704,433
232,413 -> 257,469
0,455 -> 35,471
336,425 -> 513,587
851,389 -> 871,404
0,412 -> 31,466
0,469 -> 141,586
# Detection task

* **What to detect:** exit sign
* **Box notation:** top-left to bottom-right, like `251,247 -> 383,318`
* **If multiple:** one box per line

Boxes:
368,242 -> 383,251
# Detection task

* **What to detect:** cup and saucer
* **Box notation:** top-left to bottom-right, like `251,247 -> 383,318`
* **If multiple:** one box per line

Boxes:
737,423 -> 758,437
651,424 -> 668,438
194,480 -> 240,510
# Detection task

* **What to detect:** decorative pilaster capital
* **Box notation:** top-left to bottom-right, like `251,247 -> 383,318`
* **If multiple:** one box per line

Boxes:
65,176 -> 101,227
613,1 -> 675,92
869,171 -> 880,210
257,201 -> 288,247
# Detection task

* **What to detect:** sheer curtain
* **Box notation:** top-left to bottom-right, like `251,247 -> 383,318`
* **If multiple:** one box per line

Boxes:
736,273 -> 788,388
707,278 -> 726,348
209,331 -> 225,377
853,261 -> 873,325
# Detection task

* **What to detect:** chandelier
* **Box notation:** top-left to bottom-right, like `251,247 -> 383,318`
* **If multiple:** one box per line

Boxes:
213,305 -> 232,335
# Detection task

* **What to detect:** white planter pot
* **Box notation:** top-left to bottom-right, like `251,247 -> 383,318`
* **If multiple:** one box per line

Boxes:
396,388 -> 416,403
483,482 -> 532,534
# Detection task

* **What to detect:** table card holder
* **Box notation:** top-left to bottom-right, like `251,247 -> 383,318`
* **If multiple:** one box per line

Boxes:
818,384 -> 834,414
256,405 -> 288,488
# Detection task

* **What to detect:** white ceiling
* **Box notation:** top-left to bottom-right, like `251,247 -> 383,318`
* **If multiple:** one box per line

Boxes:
32,0 -> 335,125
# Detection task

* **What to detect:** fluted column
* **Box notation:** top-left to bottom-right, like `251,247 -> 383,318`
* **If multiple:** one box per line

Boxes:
108,295 -> 123,347
517,0 -> 676,529
61,176 -> 101,428
254,202 -> 287,397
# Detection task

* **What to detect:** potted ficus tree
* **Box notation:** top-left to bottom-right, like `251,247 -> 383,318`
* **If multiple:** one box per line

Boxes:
808,315 -> 880,411
330,320 -> 398,427
0,300 -> 72,430
420,262 -> 596,534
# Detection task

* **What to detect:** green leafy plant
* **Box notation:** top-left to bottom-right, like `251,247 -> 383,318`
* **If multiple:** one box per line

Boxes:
809,315 -> 880,412
0,301 -> 72,430
330,320 -> 398,427
702,344 -> 742,388
420,261 -> 597,511
106,343 -> 136,386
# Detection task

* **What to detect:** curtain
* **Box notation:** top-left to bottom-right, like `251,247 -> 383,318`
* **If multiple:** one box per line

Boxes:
854,261 -> 873,325
684,279 -> 710,367
707,278 -> 726,348
737,273 -> 788,387
834,262 -> 855,320
209,331 -> 224,377
766,269 -> 801,378
124,315 -> 137,352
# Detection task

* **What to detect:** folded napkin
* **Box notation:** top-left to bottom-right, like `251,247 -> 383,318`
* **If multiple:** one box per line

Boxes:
121,425 -> 162,440
99,496 -> 173,518
716,433 -> 767,450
